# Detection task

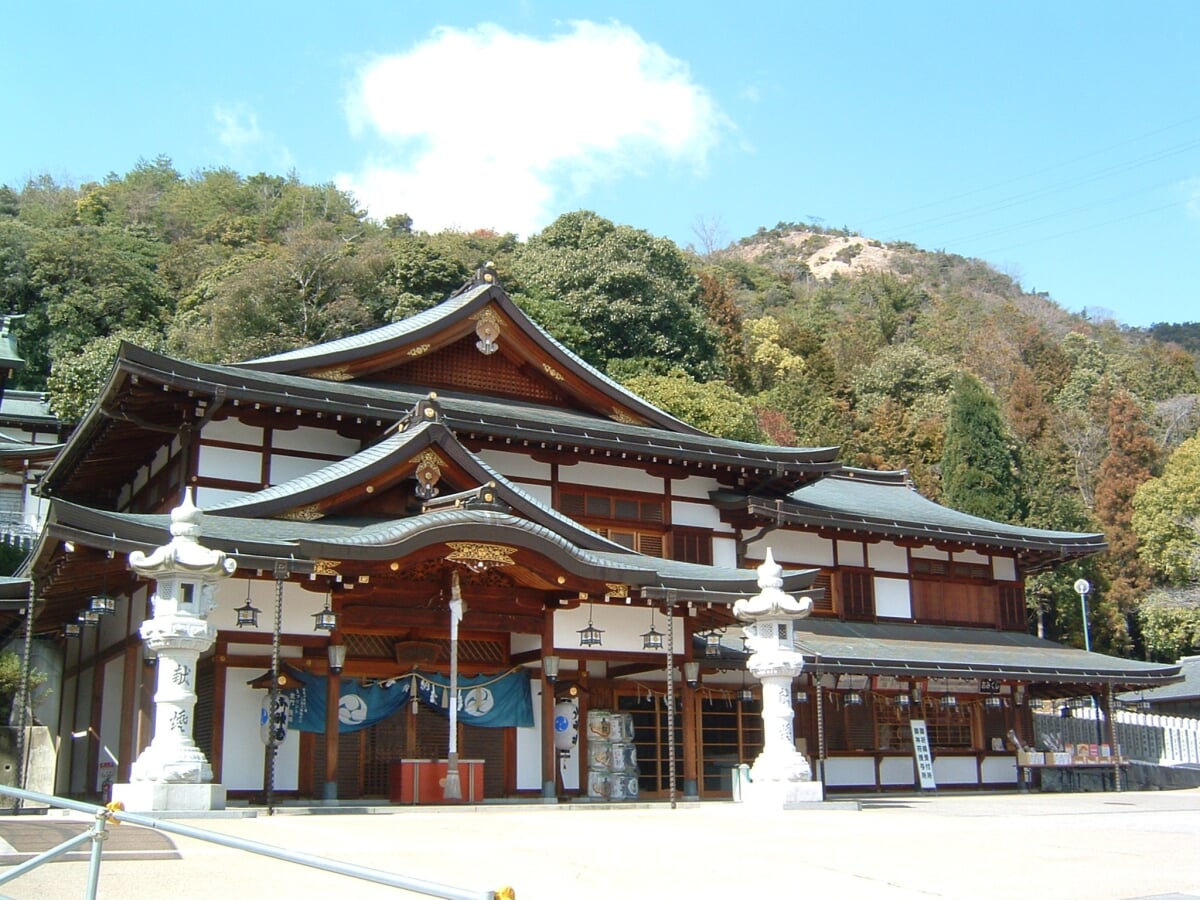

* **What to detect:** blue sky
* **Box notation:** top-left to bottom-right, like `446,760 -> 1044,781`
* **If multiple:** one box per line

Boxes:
3,2 -> 1198,327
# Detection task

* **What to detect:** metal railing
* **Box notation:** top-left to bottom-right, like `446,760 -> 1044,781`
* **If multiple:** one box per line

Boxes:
0,785 -> 512,900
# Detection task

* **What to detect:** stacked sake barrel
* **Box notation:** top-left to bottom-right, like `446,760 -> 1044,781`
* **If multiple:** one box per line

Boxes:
585,710 -> 639,801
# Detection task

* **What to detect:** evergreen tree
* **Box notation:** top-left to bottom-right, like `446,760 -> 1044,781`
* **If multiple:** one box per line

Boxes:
940,374 -> 1021,522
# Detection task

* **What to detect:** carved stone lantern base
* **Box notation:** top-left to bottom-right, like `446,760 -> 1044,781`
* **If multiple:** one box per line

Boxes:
111,781 -> 227,813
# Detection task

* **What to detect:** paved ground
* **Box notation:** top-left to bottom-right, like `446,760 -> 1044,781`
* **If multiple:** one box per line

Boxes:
1,790 -> 1198,899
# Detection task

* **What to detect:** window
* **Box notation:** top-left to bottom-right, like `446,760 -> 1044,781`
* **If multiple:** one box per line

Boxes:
561,488 -> 668,558
998,584 -> 1025,630
840,570 -> 874,621
671,528 -> 713,565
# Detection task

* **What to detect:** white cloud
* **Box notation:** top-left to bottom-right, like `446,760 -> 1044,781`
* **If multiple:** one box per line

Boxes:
337,21 -> 726,235
213,104 -> 263,151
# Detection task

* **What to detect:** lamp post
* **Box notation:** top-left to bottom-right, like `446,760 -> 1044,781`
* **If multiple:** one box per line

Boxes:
1074,579 -> 1092,652
1073,578 -> 1105,748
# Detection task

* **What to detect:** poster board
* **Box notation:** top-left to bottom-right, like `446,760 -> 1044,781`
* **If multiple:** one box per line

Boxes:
910,719 -> 937,790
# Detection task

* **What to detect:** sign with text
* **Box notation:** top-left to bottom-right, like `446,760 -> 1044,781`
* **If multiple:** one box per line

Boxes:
910,720 -> 937,790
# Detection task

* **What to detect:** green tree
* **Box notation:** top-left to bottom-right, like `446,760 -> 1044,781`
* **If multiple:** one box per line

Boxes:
48,328 -> 166,422
511,211 -> 720,379
619,368 -> 761,442
940,374 -> 1021,522
1132,433 -> 1200,585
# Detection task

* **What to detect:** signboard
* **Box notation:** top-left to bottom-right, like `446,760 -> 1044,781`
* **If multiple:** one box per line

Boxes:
910,720 -> 937,790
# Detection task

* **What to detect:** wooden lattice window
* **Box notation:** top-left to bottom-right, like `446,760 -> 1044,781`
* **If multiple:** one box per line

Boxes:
671,527 -> 713,565
561,489 -> 664,524
811,572 -> 834,615
998,584 -> 1026,631
840,570 -> 875,621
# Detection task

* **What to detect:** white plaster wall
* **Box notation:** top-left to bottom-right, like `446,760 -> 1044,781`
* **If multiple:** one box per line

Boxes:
269,454 -> 328,485
208,580 -> 328,634
837,540 -> 865,567
992,556 -> 1017,582
511,634 -> 540,655
954,549 -> 990,566
933,756 -> 979,785
561,462 -> 662,494
910,545 -> 950,560
671,474 -> 722,500
98,656 -> 125,792
553,603 -> 674,656
713,536 -> 738,568
879,756 -> 917,786
196,486 -> 249,508
271,426 -> 360,456
223,667 -> 298,790
822,756 -> 875,787
22,483 -> 47,531
197,445 -> 261,482
868,541 -> 909,574
202,418 -> 264,446
747,531 -> 834,567
671,498 -> 723,529
874,577 -> 912,619
516,680 -> 544,791
475,450 -> 552,481
981,756 -> 1019,784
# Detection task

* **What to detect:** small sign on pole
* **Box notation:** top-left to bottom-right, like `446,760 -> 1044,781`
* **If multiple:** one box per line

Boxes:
910,719 -> 937,791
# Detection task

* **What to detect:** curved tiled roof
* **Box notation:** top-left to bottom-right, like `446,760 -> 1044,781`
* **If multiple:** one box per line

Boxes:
751,468 -> 1105,559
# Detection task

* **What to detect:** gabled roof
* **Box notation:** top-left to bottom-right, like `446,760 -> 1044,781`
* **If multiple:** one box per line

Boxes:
732,467 -> 1105,569
40,341 -> 840,500
237,279 -> 706,434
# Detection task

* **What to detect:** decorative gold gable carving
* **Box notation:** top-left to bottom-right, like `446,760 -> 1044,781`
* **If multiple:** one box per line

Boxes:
446,542 -> 517,569
611,408 -> 640,425
606,583 -> 631,598
313,559 -> 341,576
309,367 -> 352,382
280,504 -> 324,522
407,343 -> 432,357
542,363 -> 564,382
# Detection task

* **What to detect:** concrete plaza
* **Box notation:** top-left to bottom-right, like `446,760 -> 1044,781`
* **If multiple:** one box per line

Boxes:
1,789 -> 1198,899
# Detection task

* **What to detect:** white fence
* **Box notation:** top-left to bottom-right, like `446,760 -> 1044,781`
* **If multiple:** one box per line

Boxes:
1034,709 -> 1200,767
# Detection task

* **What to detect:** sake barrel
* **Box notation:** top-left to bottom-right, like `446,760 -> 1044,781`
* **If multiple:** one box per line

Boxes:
609,742 -> 635,772
609,772 -> 639,801
608,712 -> 634,742
588,739 -> 613,772
586,769 -> 610,800
585,709 -> 611,741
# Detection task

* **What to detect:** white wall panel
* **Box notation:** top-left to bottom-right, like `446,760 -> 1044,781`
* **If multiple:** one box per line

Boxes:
98,656 -> 125,793
713,536 -> 738,568
874,577 -> 912,619
198,445 -> 261,481
561,462 -> 662,493
868,541 -> 909,574
271,426 -> 360,456
747,531 -> 834,567
203,418 -> 264,446
223,668 -> 297,790
837,540 -> 865,567
516,681 -> 544,791
475,450 -> 552,481
954,549 -> 990,566
910,545 -> 950,560
933,756 -> 979,785
672,499 -> 722,529
268,454 -> 327,485
992,556 -> 1017,582
671,475 -> 722,500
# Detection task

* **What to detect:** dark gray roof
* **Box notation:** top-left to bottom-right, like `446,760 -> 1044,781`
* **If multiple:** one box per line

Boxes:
0,391 -> 56,425
756,468 -> 1105,557
794,618 -> 1181,688
45,499 -> 816,599
113,344 -> 841,472
1119,655 -> 1200,702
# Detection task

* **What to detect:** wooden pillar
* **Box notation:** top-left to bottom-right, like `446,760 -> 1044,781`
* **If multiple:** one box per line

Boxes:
541,607 -> 557,799
324,661 -> 341,801
210,652 -> 227,783
117,642 -> 140,783
680,617 -> 699,800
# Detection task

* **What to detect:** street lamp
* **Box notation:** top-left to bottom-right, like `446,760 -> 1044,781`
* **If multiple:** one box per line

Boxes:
1074,579 -> 1091,652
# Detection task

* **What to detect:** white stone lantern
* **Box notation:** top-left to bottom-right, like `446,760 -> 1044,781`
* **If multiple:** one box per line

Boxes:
732,548 -> 822,806
111,490 -> 236,812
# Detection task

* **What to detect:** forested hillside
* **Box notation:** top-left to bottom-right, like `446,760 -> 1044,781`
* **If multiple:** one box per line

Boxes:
2,160 -> 1198,662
